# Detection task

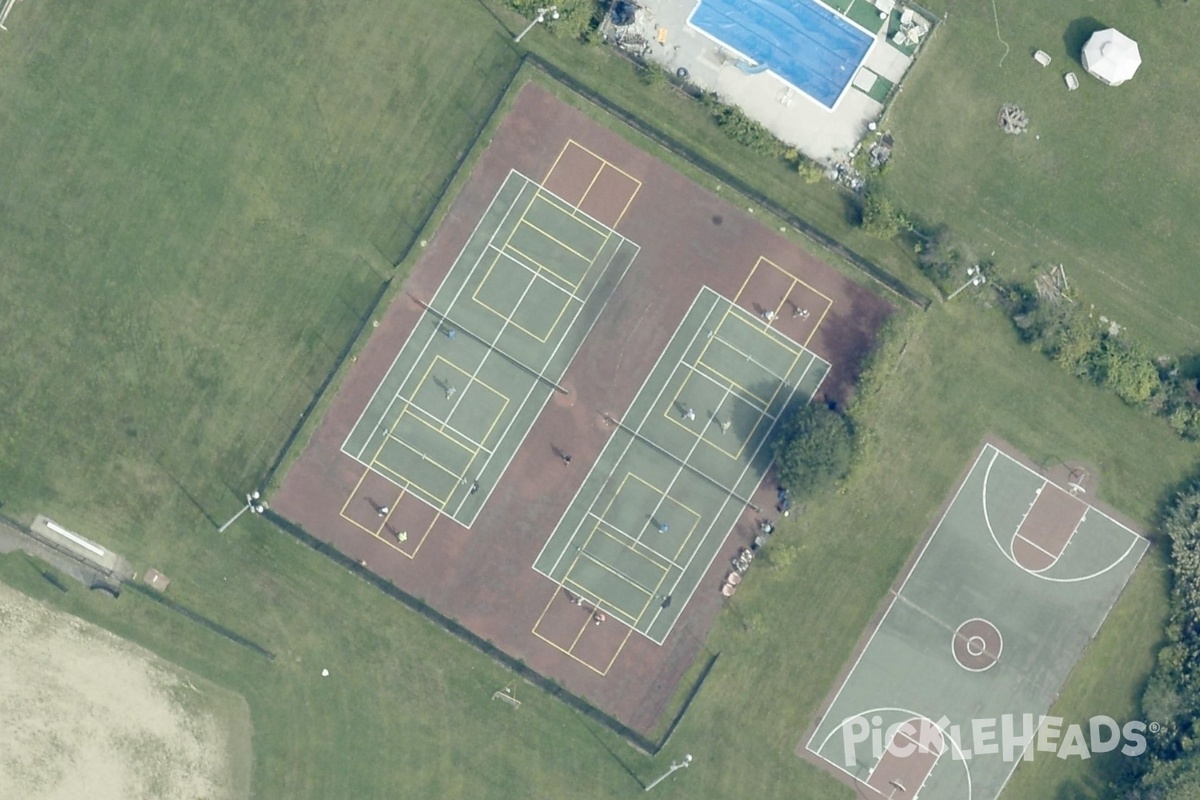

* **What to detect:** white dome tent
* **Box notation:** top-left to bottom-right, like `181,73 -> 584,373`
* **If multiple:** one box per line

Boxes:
1082,28 -> 1141,86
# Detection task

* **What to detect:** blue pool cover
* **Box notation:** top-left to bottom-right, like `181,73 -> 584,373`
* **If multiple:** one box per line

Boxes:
688,0 -> 874,109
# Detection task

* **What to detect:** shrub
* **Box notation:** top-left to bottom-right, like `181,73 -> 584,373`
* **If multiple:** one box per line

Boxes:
796,158 -> 824,184
859,185 -> 909,240
1095,336 -> 1162,405
699,92 -> 788,157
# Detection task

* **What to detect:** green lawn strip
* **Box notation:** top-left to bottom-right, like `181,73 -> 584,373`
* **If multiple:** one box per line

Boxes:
266,56 -> 529,491
845,0 -> 889,33
519,63 -> 925,307
884,0 -> 1200,353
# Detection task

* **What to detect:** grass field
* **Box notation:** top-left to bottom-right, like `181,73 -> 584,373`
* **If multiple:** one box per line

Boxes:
883,0 -> 1200,354
0,1 -> 1195,798
0,0 -> 518,557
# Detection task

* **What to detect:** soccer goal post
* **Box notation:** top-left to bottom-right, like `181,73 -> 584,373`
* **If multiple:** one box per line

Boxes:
491,686 -> 521,709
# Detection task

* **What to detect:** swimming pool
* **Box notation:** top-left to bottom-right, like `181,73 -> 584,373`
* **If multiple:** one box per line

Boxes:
687,0 -> 875,109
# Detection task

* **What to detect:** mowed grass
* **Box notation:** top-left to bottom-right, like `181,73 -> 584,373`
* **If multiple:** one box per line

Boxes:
0,2 -> 1195,799
884,0 -> 1200,353
0,0 -> 517,560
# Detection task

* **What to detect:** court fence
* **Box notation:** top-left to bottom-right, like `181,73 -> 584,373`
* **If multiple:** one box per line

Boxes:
266,510 -> 718,755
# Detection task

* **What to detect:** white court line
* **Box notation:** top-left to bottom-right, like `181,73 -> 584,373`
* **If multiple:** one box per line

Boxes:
811,709 -> 973,800
534,287 -> 827,644
530,179 -> 623,239
397,396 -> 495,456
442,263 -> 543,421
342,168 -> 639,526
586,512 -> 686,572
1013,533 -> 1057,558
680,360 -> 772,417
980,445 -> 1147,583
450,233 -> 639,523
1007,478 -> 1049,558
526,286 -> 709,586
344,171 -> 534,462
371,179 -> 540,460
537,292 -> 725,582
633,383 -> 734,550
1031,512 -> 1089,574
805,446 -> 992,756
705,330 -> 791,386
340,171 -> 531,459
488,244 -> 585,304
643,351 -> 820,640
998,444 -> 1147,541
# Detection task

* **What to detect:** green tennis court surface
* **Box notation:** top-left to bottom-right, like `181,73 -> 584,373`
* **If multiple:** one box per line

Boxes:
343,171 -> 639,526
533,287 -> 830,644
804,443 -> 1147,800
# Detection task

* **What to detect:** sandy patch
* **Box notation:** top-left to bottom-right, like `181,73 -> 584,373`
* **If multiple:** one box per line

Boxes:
0,583 -> 250,800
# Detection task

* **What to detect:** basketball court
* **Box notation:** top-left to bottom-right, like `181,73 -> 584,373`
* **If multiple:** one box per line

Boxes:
802,440 -> 1147,800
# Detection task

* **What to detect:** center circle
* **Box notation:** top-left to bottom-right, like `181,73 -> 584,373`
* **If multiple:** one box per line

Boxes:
952,618 -> 1003,672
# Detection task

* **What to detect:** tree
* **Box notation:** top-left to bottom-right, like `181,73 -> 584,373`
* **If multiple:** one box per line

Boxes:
1129,481 -> 1200,796
772,404 -> 855,500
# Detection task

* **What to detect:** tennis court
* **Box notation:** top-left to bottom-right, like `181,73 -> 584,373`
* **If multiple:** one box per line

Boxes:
687,0 -> 876,109
341,170 -> 639,530
803,441 -> 1147,800
533,287 -> 830,648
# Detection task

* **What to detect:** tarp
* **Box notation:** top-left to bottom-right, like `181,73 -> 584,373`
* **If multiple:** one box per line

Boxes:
1082,28 -> 1141,86
689,0 -> 874,108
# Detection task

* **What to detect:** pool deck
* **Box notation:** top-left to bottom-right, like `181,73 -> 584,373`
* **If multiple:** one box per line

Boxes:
614,0 -> 920,162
